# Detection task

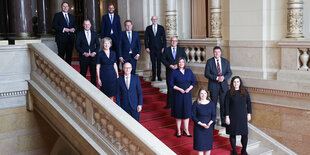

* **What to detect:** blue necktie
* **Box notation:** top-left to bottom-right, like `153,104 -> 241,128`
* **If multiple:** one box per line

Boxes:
65,14 -> 69,27
110,14 -> 113,24
173,48 -> 176,59
128,32 -> 131,44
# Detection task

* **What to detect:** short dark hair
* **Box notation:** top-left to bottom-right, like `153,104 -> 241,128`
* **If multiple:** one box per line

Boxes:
213,46 -> 222,52
61,2 -> 69,7
124,20 -> 132,25
108,3 -> 115,8
83,19 -> 91,24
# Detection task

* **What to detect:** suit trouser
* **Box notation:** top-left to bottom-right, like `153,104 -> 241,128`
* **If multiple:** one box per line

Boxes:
165,69 -> 173,108
210,85 -> 227,125
122,106 -> 140,122
56,37 -> 74,65
80,57 -> 97,87
150,49 -> 162,79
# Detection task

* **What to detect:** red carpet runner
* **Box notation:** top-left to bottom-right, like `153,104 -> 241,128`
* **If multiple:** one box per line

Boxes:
72,63 -> 241,155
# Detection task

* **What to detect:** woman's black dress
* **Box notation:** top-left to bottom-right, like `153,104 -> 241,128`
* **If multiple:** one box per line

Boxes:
225,90 -> 252,135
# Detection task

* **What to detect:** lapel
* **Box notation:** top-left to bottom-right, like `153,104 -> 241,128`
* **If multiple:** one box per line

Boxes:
167,47 -> 174,60
220,58 -> 224,73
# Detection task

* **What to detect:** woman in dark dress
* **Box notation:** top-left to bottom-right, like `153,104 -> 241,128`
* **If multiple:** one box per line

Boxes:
96,37 -> 119,100
169,57 -> 195,137
225,76 -> 252,155
192,88 -> 216,155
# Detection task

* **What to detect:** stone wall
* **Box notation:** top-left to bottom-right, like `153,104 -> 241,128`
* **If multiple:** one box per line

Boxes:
0,106 -> 59,155
251,103 -> 310,155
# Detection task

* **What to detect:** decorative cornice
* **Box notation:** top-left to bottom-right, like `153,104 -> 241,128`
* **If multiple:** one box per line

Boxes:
247,86 -> 310,98
0,90 -> 27,98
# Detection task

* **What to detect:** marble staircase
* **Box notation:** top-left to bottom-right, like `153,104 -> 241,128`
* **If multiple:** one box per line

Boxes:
137,71 -> 275,155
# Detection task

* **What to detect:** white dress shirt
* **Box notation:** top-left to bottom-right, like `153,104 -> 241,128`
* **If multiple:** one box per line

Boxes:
109,13 -> 114,34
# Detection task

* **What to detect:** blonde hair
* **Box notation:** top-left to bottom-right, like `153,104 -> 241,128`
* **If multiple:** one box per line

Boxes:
102,37 -> 112,45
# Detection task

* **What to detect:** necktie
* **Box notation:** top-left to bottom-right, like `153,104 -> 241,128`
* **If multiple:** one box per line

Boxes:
216,59 -> 222,76
87,31 -> 91,45
153,25 -> 157,36
172,48 -> 176,59
65,14 -> 69,27
110,14 -> 113,24
125,76 -> 129,89
128,32 -> 131,44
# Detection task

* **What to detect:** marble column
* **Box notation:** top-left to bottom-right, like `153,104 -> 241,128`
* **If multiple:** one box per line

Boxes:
165,0 -> 177,39
0,0 -> 9,39
286,0 -> 304,38
83,0 -> 100,33
37,0 -> 51,35
210,0 -> 222,38
8,0 -> 33,38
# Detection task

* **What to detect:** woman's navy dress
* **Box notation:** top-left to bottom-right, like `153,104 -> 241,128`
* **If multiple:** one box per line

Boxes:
192,101 -> 216,151
169,68 -> 195,119
224,90 -> 252,135
97,50 -> 117,97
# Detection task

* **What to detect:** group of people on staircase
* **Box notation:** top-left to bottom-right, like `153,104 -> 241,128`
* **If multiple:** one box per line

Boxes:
52,2 -> 252,155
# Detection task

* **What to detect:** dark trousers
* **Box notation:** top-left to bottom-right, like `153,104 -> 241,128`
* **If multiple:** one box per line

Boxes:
80,57 -> 97,87
229,135 -> 248,154
165,69 -> 173,108
122,106 -> 140,122
210,86 -> 227,125
56,37 -> 74,65
150,49 -> 162,79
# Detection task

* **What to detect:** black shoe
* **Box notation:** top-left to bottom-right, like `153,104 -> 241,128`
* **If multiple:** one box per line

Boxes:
164,106 -> 171,109
151,77 -> 155,81
231,150 -> 237,155
158,77 -> 162,81
183,131 -> 192,137
241,149 -> 248,155
176,130 -> 181,138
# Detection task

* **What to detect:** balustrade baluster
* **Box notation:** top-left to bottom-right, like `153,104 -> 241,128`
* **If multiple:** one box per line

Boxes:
298,48 -> 309,70
196,48 -> 201,63
190,48 -> 196,63
185,47 -> 190,61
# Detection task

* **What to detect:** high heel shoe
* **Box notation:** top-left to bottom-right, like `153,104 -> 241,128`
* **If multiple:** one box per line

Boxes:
176,131 -> 181,138
183,130 -> 192,137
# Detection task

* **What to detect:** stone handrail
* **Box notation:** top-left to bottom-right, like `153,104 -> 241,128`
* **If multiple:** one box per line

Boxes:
178,38 -> 220,64
278,40 -> 310,71
28,43 -> 175,155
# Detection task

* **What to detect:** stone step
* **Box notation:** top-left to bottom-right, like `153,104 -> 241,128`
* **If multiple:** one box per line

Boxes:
247,146 -> 273,155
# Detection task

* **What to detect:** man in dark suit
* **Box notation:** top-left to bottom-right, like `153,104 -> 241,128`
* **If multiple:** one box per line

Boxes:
52,2 -> 77,65
101,3 -> 122,70
76,19 -> 100,87
116,62 -> 143,122
144,16 -> 166,81
162,36 -> 188,109
118,20 -> 141,74
205,46 -> 232,126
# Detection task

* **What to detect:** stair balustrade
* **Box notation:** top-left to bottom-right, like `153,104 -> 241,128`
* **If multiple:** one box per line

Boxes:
28,43 -> 175,155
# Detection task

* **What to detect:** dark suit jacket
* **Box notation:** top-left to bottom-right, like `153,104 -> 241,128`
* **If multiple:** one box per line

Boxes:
204,57 -> 232,92
116,75 -> 143,111
118,31 -> 141,60
162,46 -> 188,71
101,13 -> 121,41
144,24 -> 166,50
52,12 -> 76,42
75,30 -> 100,61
